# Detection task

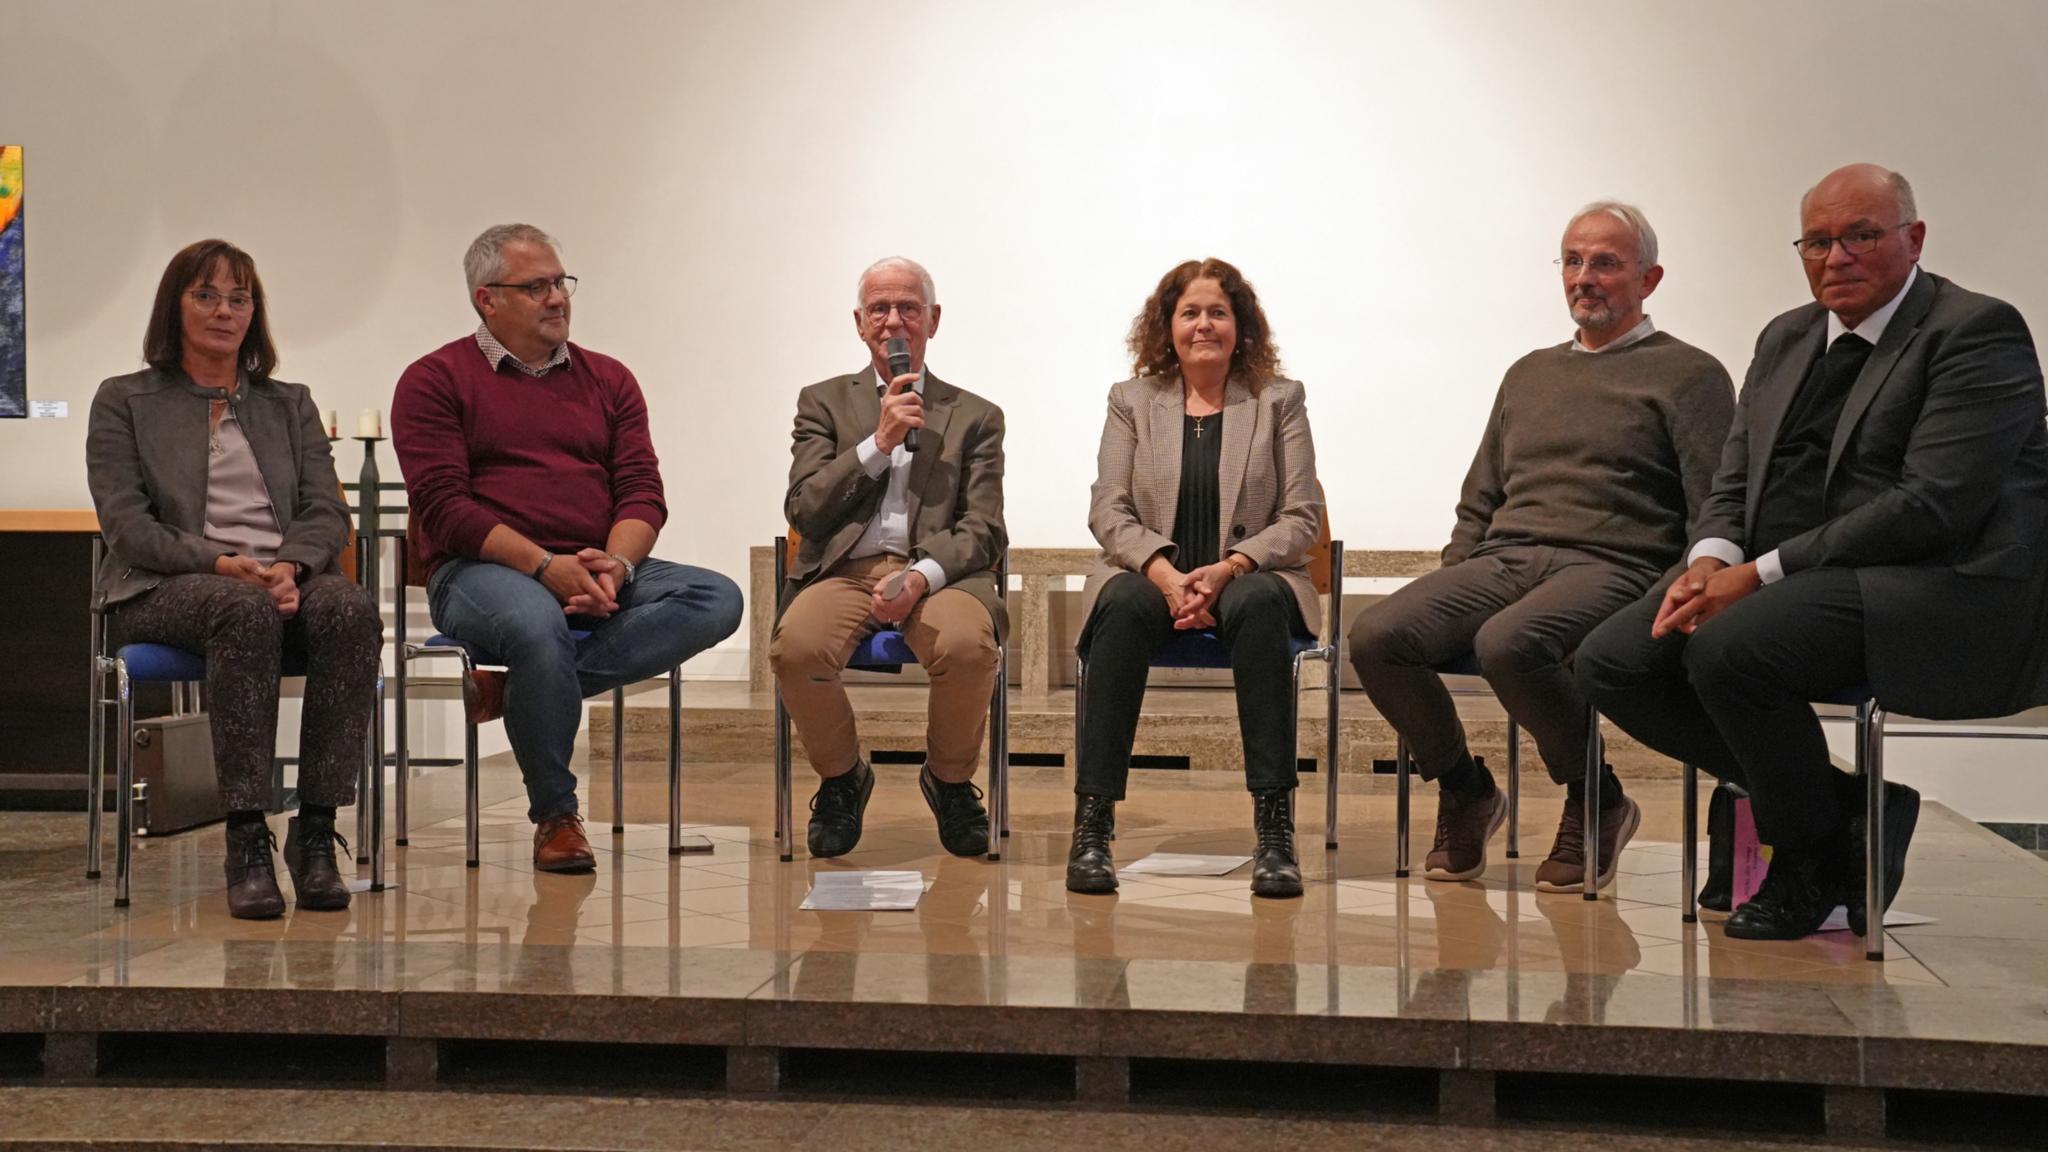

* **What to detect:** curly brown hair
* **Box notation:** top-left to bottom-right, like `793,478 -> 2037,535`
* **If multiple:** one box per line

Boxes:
1126,258 -> 1281,390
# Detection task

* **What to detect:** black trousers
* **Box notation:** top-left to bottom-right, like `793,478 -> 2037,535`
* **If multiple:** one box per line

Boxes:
1346,545 -> 1652,784
1574,567 -> 1866,849
1076,570 -> 1305,800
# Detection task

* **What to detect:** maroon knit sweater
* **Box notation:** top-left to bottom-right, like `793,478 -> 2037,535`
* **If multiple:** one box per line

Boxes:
391,336 -> 668,580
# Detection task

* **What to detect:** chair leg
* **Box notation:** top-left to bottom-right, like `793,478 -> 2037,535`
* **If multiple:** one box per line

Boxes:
1395,735 -> 1411,878
1862,700 -> 1887,962
464,718 -> 480,869
394,574 -> 410,847
611,686 -> 626,834
668,667 -> 683,856
1681,761 -> 1699,924
774,685 -> 793,863
987,644 -> 1006,862
1505,719 -> 1521,859
369,673 -> 386,892
998,646 -> 1011,841
87,656 -> 107,881
114,659 -> 134,909
1583,706 -> 1602,903
1324,651 -> 1339,851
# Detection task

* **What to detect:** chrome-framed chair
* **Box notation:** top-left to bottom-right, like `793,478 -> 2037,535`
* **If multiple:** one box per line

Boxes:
391,522 -> 691,869
770,535 -> 1010,863
1070,529 -> 1346,850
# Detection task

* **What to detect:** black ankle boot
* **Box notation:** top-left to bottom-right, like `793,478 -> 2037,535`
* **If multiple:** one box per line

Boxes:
1725,842 -> 1839,941
224,820 -> 285,920
1065,795 -> 1118,893
1698,784 -> 1737,915
1250,789 -> 1303,898
283,812 -> 353,911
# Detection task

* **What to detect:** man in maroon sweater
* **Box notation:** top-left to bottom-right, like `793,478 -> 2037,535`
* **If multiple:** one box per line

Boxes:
391,223 -> 742,872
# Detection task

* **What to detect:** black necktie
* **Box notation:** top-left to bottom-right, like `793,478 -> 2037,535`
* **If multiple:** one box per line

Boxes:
1823,332 -> 1874,392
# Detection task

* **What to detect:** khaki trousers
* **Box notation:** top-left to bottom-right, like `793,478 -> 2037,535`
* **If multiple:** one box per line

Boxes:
770,554 -> 999,782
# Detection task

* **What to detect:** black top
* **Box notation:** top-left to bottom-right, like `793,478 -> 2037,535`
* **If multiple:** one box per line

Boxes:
1752,333 -> 1874,556
1172,410 -> 1223,573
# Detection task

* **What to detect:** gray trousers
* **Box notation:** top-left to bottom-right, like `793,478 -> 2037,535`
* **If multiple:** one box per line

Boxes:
112,573 -> 380,812
1346,545 -> 1655,783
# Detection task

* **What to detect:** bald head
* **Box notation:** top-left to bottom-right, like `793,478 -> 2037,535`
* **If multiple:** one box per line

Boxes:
1798,163 -> 1925,328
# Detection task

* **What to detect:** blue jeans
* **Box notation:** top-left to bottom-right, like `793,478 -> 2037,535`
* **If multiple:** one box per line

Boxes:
428,557 -> 744,823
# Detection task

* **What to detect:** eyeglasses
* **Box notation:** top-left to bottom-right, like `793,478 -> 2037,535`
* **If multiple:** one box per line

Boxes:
1793,223 -> 1912,261
186,289 -> 256,313
862,300 -> 926,323
1554,254 -> 1632,276
485,275 -> 579,300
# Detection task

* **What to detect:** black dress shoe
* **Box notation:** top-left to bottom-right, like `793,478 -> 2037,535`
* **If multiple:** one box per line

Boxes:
1724,844 -> 1839,941
1250,788 -> 1303,899
223,820 -> 286,921
282,812 -> 353,911
1844,781 -> 1921,937
1065,795 -> 1118,893
920,766 -> 990,857
1698,784 -> 1737,915
807,760 -> 874,858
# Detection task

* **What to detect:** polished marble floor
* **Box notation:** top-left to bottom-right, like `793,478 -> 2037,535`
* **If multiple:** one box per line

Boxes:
6,745 -> 2047,1002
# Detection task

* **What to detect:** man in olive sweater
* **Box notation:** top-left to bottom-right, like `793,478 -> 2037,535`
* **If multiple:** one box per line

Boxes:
1349,202 -> 1734,891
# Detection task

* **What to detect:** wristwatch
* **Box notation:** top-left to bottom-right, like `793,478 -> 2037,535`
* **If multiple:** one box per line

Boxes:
1226,553 -> 1254,578
610,553 -> 636,585
532,553 -> 554,579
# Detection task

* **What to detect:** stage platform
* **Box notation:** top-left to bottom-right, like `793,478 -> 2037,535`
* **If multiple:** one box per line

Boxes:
3,748 -> 2048,1148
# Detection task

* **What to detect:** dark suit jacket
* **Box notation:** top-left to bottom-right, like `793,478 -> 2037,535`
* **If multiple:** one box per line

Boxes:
1693,269 -> 2048,718
781,366 -> 1007,638
85,366 -> 351,607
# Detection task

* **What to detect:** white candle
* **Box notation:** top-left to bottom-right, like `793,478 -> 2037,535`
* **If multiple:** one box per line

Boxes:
357,408 -> 382,438
322,409 -> 339,438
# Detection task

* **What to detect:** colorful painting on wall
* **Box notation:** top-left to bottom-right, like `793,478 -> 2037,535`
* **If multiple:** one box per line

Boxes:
0,146 -> 22,418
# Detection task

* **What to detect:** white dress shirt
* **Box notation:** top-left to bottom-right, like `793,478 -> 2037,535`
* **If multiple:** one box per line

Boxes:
1688,266 -> 1920,583
848,367 -> 948,594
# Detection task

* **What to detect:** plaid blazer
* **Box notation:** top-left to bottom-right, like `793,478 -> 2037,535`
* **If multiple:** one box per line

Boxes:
1082,373 -> 1323,634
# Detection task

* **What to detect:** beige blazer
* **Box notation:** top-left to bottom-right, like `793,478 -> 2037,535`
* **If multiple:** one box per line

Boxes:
1082,373 -> 1323,634
781,365 -> 1008,639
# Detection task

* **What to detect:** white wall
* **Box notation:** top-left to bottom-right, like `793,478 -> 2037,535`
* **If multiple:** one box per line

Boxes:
5,1 -> 2046,810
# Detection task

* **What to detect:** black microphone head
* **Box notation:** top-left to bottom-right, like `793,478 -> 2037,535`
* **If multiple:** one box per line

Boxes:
885,337 -> 913,378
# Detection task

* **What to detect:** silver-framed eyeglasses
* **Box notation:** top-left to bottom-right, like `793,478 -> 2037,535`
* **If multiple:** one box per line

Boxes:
1793,223 -> 1913,262
186,289 -> 256,313
1554,254 -> 1632,276
863,300 -> 926,323
485,275 -> 579,300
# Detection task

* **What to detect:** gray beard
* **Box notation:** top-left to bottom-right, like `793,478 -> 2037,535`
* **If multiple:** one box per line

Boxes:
1572,299 -> 1616,334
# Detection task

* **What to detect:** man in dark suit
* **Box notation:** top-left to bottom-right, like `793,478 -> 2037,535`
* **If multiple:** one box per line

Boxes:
771,257 -> 1007,859
1578,163 -> 2048,941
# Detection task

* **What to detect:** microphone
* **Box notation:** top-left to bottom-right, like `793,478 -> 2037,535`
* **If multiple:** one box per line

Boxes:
885,337 -> 918,452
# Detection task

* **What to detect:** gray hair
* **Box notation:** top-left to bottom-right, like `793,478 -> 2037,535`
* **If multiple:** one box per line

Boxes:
464,223 -> 560,297
856,256 -> 937,307
1568,200 -> 1659,268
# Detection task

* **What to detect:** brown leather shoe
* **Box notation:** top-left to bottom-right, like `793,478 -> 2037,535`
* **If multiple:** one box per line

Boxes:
464,669 -> 506,725
1535,795 -> 1642,893
533,812 -> 595,873
1424,786 -> 1507,881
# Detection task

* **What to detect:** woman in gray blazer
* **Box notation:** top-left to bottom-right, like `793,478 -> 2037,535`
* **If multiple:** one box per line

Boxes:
86,240 -> 379,919
1071,258 -> 1325,899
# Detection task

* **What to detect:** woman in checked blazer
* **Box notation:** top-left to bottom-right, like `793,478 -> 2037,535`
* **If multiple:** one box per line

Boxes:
1070,257 -> 1324,899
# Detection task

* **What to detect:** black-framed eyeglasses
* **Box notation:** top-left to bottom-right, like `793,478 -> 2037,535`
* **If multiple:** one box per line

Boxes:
186,288 -> 256,313
1793,223 -> 1912,262
485,275 -> 579,300
1554,254 -> 1632,276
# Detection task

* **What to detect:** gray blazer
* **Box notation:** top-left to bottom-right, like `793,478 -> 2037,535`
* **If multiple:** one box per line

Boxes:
86,366 -> 351,608
781,366 -> 1008,639
1083,373 -> 1324,634
1693,269 -> 2048,718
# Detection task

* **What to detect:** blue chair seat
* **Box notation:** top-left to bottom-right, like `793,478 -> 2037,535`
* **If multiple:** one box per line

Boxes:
117,643 -> 310,681
1434,652 -> 1485,678
1150,629 -> 1321,669
424,630 -> 595,665
847,629 -> 914,672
